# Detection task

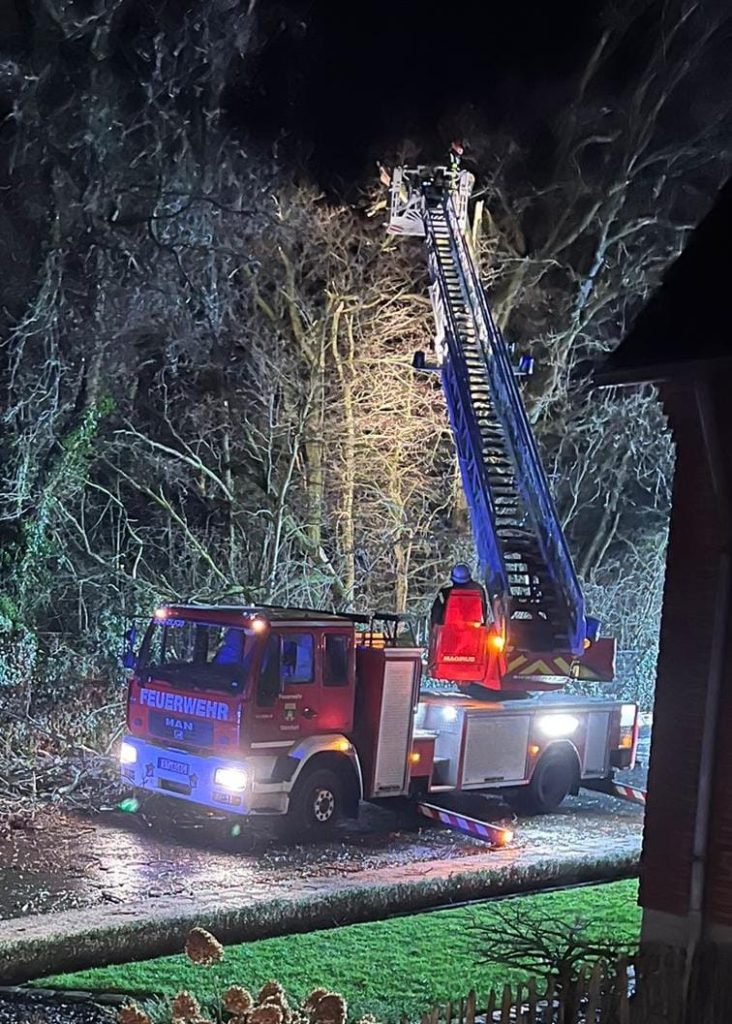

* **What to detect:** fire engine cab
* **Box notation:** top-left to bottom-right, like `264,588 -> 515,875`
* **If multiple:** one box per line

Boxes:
120,604 -> 638,835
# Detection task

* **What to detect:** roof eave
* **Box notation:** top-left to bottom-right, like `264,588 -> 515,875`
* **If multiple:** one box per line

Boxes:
595,357 -> 732,389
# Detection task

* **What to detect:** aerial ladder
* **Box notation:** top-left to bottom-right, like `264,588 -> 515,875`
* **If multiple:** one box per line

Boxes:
387,164 -> 615,692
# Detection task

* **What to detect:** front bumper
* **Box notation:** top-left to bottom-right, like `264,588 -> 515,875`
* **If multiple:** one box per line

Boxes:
120,735 -> 288,815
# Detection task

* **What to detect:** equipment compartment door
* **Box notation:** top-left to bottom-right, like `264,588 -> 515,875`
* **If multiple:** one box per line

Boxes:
582,711 -> 611,775
372,656 -> 420,797
460,714 -> 531,787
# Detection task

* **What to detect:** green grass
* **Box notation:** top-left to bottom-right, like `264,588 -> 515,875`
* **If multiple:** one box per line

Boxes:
38,880 -> 640,1022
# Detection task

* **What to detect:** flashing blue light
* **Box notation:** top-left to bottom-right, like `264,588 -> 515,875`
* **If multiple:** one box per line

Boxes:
518,355 -> 535,375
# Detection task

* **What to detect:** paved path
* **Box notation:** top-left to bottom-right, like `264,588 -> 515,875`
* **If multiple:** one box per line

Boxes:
0,786 -> 642,921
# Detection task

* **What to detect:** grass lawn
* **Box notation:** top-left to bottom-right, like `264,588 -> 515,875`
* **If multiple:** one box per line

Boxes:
38,880 -> 640,1022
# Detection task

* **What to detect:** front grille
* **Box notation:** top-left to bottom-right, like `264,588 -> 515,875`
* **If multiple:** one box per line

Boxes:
149,709 -> 214,746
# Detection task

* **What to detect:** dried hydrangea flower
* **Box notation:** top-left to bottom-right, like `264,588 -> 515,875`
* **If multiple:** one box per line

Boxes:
250,1003 -> 284,1024
117,1004 -> 152,1024
263,993 -> 290,1015
313,994 -> 347,1024
258,981 -> 286,1004
184,926 -> 224,965
171,990 -> 202,1020
302,988 -> 330,1012
223,985 -> 254,1015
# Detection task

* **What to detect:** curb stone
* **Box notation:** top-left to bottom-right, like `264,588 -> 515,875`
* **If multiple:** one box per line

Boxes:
0,986 -> 130,1005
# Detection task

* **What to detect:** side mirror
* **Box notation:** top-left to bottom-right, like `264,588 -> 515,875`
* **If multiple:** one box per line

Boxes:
125,626 -> 137,646
122,650 -> 137,670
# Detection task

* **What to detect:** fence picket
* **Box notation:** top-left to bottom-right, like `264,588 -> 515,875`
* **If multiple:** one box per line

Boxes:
542,977 -> 555,1024
584,961 -> 602,1023
500,984 -> 512,1024
526,977 -> 537,1022
569,968 -> 586,1024
616,955 -> 629,1024
465,989 -> 476,1024
419,951 -> 704,1024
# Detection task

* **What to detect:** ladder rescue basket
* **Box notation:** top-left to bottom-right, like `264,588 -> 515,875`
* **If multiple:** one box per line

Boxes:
428,586 -> 501,684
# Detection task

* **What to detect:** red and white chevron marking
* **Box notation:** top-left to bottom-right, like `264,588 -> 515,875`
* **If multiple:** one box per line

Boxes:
416,802 -> 513,845
609,782 -> 647,806
582,779 -> 647,806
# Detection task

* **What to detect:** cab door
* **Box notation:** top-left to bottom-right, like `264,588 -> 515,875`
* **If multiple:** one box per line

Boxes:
249,629 -> 321,745
318,630 -> 355,733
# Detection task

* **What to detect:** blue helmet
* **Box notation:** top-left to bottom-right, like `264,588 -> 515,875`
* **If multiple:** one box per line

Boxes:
450,563 -> 472,584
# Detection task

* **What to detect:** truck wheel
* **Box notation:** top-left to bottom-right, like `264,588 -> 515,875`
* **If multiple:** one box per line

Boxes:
519,749 -> 576,814
287,768 -> 343,837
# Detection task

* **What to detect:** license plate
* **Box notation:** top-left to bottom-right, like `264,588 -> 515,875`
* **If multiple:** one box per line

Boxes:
213,791 -> 241,806
157,756 -> 189,776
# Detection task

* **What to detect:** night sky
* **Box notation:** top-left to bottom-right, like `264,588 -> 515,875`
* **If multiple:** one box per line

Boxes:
1,0 -> 725,193
227,0 -> 606,186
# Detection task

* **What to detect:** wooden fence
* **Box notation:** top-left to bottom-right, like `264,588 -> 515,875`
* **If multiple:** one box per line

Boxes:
420,951 -> 687,1024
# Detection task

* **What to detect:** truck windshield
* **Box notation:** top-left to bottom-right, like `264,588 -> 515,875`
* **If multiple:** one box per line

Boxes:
138,621 -> 254,694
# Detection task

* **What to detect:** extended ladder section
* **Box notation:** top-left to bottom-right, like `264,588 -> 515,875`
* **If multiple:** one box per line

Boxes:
389,167 -> 589,657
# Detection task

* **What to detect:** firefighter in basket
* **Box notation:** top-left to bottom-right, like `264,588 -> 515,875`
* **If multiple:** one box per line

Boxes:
430,563 -> 488,627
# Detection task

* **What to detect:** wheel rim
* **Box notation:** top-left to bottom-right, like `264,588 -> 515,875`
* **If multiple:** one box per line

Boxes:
312,788 -> 335,823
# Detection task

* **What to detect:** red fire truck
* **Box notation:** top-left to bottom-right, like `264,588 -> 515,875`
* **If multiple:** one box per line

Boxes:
120,605 -> 638,836
120,164 -> 643,839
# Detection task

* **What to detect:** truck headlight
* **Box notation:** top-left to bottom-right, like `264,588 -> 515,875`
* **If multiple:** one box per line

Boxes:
214,766 -> 250,792
120,741 -> 138,765
538,714 -> 579,738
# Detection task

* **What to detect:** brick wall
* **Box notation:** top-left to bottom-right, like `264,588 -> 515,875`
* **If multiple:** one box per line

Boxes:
640,381 -> 726,918
702,380 -> 732,927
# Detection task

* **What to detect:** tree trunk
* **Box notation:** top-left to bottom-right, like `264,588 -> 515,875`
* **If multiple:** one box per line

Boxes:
394,538 -> 412,614
332,311 -> 356,602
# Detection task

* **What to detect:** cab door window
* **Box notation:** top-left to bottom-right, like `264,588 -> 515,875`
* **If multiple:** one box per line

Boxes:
282,633 -> 314,684
256,632 -> 314,706
257,634 -> 281,707
324,634 -> 350,687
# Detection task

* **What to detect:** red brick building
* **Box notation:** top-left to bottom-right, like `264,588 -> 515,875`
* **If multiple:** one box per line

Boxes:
600,178 -> 732,995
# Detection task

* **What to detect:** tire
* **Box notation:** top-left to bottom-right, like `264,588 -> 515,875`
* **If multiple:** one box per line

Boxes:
287,768 -> 343,837
516,749 -> 577,815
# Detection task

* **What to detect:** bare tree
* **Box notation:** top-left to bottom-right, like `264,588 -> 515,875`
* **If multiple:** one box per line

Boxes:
0,0 -> 729,793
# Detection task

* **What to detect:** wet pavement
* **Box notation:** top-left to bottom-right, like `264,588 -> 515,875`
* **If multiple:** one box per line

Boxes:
0,782 -> 644,924
0,728 -> 649,924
